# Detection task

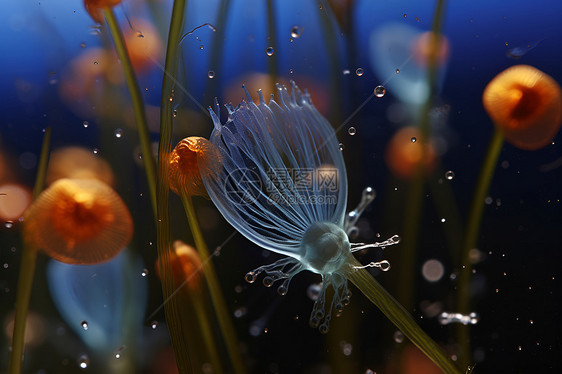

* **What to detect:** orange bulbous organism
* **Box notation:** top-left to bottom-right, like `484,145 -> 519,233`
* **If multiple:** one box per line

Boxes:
483,65 -> 562,150
411,31 -> 450,68
46,147 -> 115,187
156,240 -> 203,292
124,19 -> 163,74
385,127 -> 437,180
84,0 -> 121,23
23,178 -> 133,264
168,136 -> 220,198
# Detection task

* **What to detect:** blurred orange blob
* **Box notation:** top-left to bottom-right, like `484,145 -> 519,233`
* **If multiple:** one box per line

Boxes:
169,137 -> 220,198
483,65 -> 562,150
124,19 -> 163,74
156,240 -> 203,292
0,184 -> 32,221
385,127 -> 437,180
84,0 -> 121,23
412,31 -> 450,68
386,345 -> 442,374
46,147 -> 114,187
23,179 -> 133,264
4,310 -> 46,348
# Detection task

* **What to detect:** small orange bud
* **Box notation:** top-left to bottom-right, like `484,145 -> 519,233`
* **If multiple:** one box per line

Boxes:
156,240 -> 203,292
483,65 -> 562,150
84,0 -> 121,23
169,137 -> 220,197
385,127 -> 437,180
124,19 -> 163,74
412,31 -> 450,68
23,179 -> 132,264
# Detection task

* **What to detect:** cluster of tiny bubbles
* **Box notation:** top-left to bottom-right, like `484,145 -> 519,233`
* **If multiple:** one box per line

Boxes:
348,126 -> 357,136
374,85 -> 386,97
438,312 -> 479,325
445,170 -> 455,180
355,68 -> 364,76
338,143 -> 345,151
393,330 -> 404,343
339,340 -> 353,356
78,354 -> 90,369
207,70 -> 215,79
83,121 -> 89,128
410,137 -> 417,143
290,25 -> 302,38
141,268 -> 149,277
114,128 -> 123,138
266,46 -> 274,56
307,283 -> 322,301
114,345 -> 126,359
80,320 -> 88,331
150,321 -> 158,329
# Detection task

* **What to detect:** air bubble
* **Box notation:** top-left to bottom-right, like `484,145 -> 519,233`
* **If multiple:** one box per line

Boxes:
151,321 -> 158,329
307,283 -> 321,301
83,121 -> 89,128
348,127 -> 357,136
93,61 -> 98,65
290,25 -> 302,38
338,143 -> 344,151
78,354 -> 89,369
141,269 -> 149,277
396,68 -> 400,74
234,307 -> 247,318
114,345 -> 126,359
80,42 -> 86,48
342,69 -> 351,75
411,137 -> 417,143
114,129 -> 123,138
80,320 -> 88,330
374,85 -> 386,97
340,341 -> 353,356
207,70 -> 215,79
266,47 -> 274,56
355,68 -> 364,76
445,170 -> 455,180
393,330 -> 404,343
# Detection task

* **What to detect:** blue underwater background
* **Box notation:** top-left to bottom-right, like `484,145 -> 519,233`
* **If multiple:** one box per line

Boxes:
1,0 -> 562,373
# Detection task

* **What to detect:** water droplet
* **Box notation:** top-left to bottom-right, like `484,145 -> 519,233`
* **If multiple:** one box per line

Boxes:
92,148 -> 99,154
290,25 -> 302,38
342,69 -> 351,75
78,354 -> 89,369
80,320 -> 88,330
141,269 -> 149,277
355,68 -> 364,76
393,330 -> 404,343
93,61 -> 98,65
172,110 -> 178,118
80,42 -> 86,48
137,32 -> 144,38
207,70 -> 215,79
151,321 -> 158,329
114,129 -> 123,138
266,46 -> 274,56
396,68 -> 400,74
348,127 -> 357,136
199,45 -> 204,50
441,218 -> 446,223
445,170 -> 455,180
411,137 -> 417,143
307,283 -> 322,301
5,221 -> 13,229
374,85 -> 386,97
340,340 -> 353,356
289,69 -> 294,74
338,143 -> 344,151
234,307 -> 247,318
83,121 -> 89,128
114,345 -> 126,359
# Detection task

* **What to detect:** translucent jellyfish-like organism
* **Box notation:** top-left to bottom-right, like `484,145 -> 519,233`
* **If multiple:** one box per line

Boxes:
198,82 -> 399,332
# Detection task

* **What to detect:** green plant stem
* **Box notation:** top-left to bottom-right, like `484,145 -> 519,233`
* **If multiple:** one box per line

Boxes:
8,127 -> 51,374
265,0 -> 278,83
156,0 -> 194,373
346,256 -> 462,374
181,194 -> 246,374
191,292 -> 224,373
456,127 -> 504,368
104,8 -> 157,218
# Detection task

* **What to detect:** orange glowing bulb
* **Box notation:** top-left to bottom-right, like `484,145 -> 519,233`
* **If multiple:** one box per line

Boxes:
23,179 -> 132,264
168,136 -> 220,198
84,0 -> 121,23
483,65 -> 562,150
156,240 -> 203,292
412,31 -> 450,68
124,19 -> 163,74
46,147 -> 114,187
385,127 -> 437,180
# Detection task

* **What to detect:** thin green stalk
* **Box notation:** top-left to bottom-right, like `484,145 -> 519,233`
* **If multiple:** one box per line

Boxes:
456,127 -> 504,368
8,127 -> 51,374
266,0 -> 278,83
191,292 -> 224,373
157,0 -> 194,373
104,8 -> 157,217
346,256 -> 462,374
181,194 -> 246,374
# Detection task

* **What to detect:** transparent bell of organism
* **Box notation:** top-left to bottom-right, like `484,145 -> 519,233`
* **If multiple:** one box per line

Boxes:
369,23 -> 449,110
46,249 -> 147,356
197,82 -> 399,333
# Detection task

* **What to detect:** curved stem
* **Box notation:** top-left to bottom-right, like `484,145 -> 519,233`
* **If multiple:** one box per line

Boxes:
456,127 -> 504,368
346,257 -> 462,374
181,194 -> 246,374
8,127 -> 51,374
104,8 -> 157,218
191,292 -> 224,373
